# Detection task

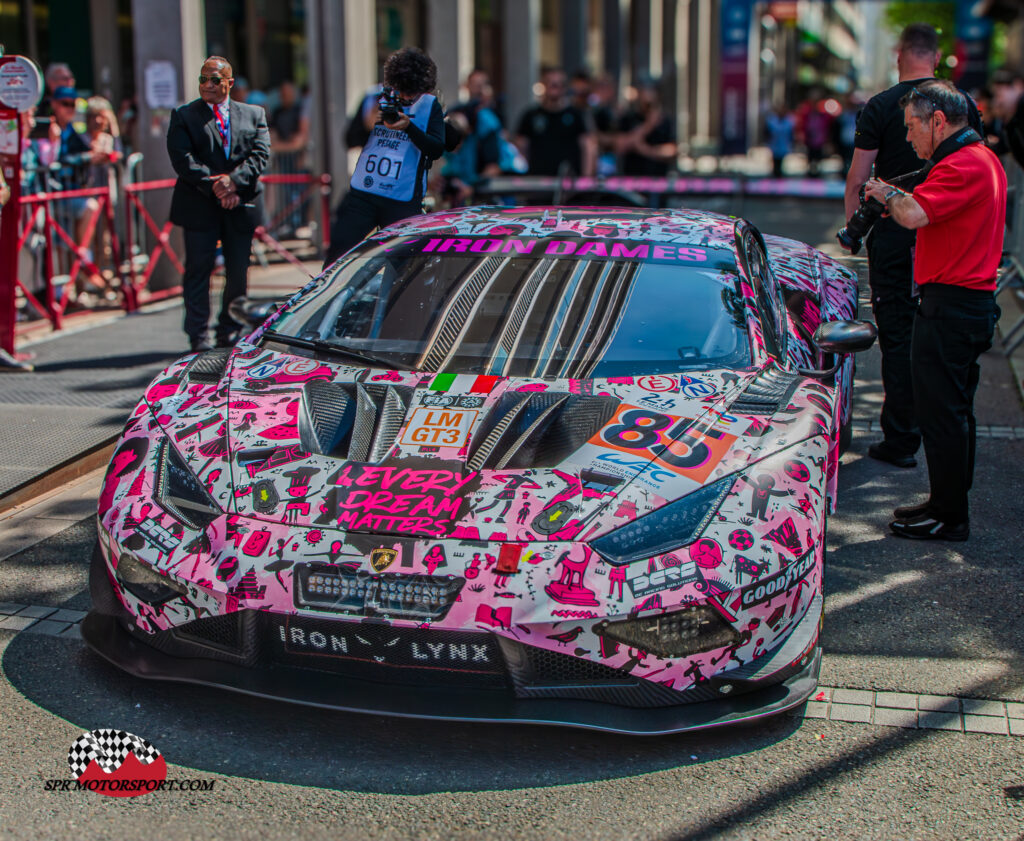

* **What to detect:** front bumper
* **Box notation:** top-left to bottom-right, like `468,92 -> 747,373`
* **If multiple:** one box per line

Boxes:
81,605 -> 821,735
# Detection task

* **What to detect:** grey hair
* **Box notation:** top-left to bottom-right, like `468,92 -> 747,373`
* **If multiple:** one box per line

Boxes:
899,79 -> 969,127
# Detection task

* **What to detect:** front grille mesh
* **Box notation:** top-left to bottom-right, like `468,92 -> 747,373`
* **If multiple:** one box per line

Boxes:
497,638 -> 689,707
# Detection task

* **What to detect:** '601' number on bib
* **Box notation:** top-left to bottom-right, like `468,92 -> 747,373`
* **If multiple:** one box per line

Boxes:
364,154 -> 402,179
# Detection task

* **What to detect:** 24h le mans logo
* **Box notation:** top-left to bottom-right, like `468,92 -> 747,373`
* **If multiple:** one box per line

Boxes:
66,729 -> 167,798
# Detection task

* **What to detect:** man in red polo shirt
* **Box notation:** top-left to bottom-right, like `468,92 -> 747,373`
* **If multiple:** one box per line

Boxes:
864,78 -> 1005,541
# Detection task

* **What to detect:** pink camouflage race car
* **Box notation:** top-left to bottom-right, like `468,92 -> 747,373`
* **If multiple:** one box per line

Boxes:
84,206 -> 876,734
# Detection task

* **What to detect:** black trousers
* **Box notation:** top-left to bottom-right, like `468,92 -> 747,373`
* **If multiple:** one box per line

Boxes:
867,223 -> 920,455
182,213 -> 255,343
871,285 -> 921,454
324,188 -> 422,268
911,284 -> 999,524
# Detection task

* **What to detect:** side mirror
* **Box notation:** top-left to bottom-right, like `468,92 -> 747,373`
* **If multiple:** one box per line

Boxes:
228,297 -> 280,328
813,319 -> 877,354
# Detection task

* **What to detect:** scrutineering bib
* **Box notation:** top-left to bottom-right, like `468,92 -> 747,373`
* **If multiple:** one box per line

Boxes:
352,94 -> 436,202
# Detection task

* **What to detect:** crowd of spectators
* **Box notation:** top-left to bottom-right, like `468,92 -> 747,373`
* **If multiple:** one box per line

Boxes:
432,66 -> 686,205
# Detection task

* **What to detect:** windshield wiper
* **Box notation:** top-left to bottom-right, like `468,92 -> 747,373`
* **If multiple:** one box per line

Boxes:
262,330 -> 401,369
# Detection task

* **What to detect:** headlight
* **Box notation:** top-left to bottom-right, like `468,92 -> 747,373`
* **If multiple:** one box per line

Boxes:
115,552 -> 188,605
590,475 -> 734,566
155,440 -> 221,531
596,604 -> 740,658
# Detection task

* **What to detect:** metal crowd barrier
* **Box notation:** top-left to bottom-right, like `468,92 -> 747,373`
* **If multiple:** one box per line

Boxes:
14,158 -> 125,331
12,153 -> 331,338
255,149 -> 332,273
997,160 -> 1024,356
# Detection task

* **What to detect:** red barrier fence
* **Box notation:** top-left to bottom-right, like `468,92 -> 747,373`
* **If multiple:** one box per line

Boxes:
15,183 -> 124,331
121,177 -> 183,311
6,166 -> 332,345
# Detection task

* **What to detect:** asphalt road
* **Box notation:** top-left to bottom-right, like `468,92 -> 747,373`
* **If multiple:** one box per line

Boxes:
1,197 -> 1022,840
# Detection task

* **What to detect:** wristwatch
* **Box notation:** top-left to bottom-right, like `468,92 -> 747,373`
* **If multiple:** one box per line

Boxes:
883,187 -> 903,203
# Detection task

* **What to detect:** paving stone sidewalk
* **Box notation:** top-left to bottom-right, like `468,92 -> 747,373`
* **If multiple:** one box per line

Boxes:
0,262 -> 314,501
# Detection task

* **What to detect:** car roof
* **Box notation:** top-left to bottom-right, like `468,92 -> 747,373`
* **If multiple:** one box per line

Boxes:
370,205 -> 742,257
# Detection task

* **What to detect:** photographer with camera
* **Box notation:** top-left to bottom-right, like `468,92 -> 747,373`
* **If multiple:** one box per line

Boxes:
324,47 -> 446,267
843,23 -> 981,470
862,80 -> 1005,541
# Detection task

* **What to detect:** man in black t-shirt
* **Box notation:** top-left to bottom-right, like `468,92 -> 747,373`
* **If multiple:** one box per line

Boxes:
990,68 -> 1024,168
618,82 -> 678,176
515,67 -> 596,177
844,23 -> 982,469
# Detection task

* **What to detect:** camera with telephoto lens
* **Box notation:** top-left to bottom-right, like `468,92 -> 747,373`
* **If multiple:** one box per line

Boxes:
836,165 -> 931,255
379,86 -> 404,123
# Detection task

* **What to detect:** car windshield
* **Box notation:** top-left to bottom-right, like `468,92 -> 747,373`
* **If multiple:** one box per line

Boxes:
271,235 -> 750,378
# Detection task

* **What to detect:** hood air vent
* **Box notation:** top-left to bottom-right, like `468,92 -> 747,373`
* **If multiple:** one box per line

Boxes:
185,349 -> 232,384
729,368 -> 801,415
298,382 -> 412,460
298,381 -> 617,469
468,392 -> 619,470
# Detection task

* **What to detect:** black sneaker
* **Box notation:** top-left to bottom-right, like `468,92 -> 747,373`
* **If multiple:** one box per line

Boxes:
190,337 -> 213,352
893,500 -> 931,521
889,514 -> 969,542
867,442 -> 917,469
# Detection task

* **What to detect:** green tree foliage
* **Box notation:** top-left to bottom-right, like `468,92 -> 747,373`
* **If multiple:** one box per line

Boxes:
884,2 -> 956,77
884,1 -> 1006,77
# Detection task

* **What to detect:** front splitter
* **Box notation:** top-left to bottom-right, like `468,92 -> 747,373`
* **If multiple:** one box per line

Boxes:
81,612 -> 821,736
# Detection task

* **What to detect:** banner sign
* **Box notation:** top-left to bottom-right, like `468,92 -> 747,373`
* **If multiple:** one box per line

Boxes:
953,0 -> 993,94
720,0 -> 752,156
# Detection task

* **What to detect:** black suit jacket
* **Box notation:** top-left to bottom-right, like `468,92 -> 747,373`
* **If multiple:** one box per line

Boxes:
167,97 -> 271,231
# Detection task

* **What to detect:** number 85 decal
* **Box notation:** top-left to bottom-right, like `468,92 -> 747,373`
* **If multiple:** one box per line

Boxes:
594,407 -> 736,482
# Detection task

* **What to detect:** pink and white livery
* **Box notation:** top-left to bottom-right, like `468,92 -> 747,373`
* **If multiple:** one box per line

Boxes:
84,206 -> 875,734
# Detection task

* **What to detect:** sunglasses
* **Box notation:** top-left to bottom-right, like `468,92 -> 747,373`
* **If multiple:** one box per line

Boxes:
199,75 -> 231,85
909,87 -> 944,112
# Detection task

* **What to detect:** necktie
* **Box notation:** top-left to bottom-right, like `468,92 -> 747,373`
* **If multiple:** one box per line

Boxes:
213,105 -> 229,154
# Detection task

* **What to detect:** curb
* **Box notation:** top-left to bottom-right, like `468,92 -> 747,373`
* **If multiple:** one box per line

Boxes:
0,438 -> 116,515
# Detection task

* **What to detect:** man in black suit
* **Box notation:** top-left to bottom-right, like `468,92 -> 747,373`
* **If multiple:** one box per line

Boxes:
167,56 -> 270,351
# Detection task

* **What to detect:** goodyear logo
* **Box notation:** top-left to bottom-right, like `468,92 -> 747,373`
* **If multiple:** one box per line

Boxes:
739,551 -> 815,607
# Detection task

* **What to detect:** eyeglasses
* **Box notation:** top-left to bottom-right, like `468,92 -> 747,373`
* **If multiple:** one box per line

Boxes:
199,75 -> 231,85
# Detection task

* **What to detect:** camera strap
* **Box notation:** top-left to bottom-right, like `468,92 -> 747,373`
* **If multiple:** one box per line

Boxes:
929,127 -> 982,166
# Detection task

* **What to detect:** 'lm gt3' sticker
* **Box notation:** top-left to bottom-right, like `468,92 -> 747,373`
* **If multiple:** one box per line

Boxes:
400,407 -> 478,448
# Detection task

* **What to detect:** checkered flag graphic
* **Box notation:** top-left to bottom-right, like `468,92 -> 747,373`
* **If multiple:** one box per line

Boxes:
67,729 -> 162,778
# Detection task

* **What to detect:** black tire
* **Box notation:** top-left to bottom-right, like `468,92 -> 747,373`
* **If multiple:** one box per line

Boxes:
839,414 -> 853,454
89,540 -> 122,616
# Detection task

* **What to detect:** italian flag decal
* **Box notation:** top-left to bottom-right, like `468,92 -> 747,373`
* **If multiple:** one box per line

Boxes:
428,373 -> 499,393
